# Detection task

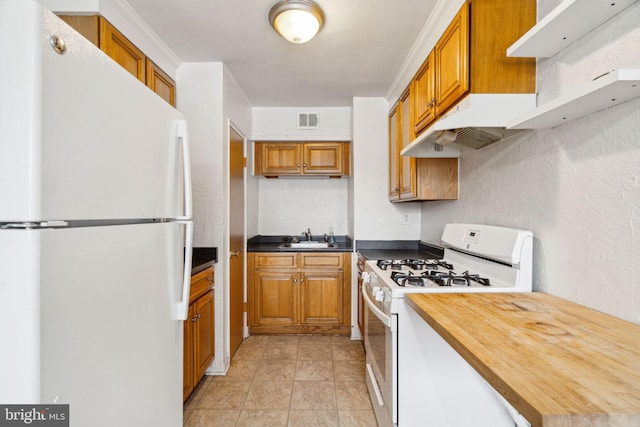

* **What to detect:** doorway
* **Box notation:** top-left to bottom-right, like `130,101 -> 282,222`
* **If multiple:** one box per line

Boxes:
229,124 -> 245,358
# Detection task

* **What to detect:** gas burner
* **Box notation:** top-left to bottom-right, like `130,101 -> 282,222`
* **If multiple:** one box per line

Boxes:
377,260 -> 405,271
421,270 -> 491,287
390,271 -> 426,287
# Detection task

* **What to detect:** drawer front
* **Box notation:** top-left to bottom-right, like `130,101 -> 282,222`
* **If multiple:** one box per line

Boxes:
253,253 -> 298,269
300,253 -> 345,269
190,267 -> 214,303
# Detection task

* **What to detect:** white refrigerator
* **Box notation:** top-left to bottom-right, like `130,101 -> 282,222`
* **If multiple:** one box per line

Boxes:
0,1 -> 193,426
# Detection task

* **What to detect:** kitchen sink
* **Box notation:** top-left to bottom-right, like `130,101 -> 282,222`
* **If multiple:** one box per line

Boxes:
280,241 -> 330,249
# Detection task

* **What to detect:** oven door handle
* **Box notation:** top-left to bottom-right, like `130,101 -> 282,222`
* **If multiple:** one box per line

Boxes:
362,283 -> 391,327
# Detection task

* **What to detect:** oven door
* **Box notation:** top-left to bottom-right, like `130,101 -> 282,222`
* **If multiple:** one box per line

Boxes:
363,282 -> 396,426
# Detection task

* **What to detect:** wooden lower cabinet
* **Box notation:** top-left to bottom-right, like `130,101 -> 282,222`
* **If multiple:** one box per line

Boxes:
183,267 -> 215,402
248,252 -> 351,335
356,254 -> 366,336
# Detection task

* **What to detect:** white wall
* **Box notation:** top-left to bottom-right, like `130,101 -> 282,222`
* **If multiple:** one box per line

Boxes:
251,107 -> 352,236
351,97 -> 421,240
420,2 -> 640,324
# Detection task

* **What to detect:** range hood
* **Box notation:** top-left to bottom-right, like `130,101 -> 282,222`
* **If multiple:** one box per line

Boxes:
401,94 -> 536,157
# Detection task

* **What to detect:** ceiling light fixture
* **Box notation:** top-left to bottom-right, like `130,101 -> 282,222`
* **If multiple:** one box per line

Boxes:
269,0 -> 324,44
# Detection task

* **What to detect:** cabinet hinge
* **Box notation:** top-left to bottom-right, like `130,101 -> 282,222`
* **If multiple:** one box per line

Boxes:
243,157 -> 247,167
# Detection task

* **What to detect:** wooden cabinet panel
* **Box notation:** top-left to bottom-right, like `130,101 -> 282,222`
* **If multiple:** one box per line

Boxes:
58,15 -> 100,46
388,104 -> 400,201
146,58 -> 176,106
256,143 -> 301,175
184,267 -> 214,402
300,253 -> 343,269
193,290 -> 215,381
99,17 -> 146,82
183,304 -> 194,401
300,271 -> 343,325
253,271 -> 298,325
399,89 -> 415,199
413,50 -> 437,134
255,142 -> 350,177
434,2 -> 469,116
248,252 -> 350,335
253,253 -> 298,269
356,254 -> 365,336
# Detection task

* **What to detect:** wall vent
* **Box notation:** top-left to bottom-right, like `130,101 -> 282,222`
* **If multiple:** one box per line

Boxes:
297,112 -> 319,129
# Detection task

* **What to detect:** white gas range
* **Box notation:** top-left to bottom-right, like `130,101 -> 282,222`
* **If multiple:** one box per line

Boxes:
362,223 -> 533,427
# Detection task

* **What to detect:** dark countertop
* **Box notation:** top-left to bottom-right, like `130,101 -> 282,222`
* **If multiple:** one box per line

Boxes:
191,247 -> 217,275
248,235 -> 353,253
356,240 -> 444,260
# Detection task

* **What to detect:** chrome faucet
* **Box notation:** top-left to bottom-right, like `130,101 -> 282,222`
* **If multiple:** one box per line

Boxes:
302,228 -> 312,241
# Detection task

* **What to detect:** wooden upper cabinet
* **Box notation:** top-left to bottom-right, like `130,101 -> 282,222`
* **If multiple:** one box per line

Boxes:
399,89 -> 415,199
58,15 -> 176,106
254,142 -> 350,177
255,143 -> 302,175
388,104 -> 400,201
410,0 -> 535,136
434,2 -> 470,117
99,18 -> 146,82
146,59 -> 176,107
413,50 -> 437,134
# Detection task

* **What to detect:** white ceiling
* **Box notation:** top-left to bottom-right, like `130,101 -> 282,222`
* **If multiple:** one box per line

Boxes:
125,0 -> 438,107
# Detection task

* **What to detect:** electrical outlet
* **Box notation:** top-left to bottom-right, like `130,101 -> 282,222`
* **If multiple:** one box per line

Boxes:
402,213 -> 410,225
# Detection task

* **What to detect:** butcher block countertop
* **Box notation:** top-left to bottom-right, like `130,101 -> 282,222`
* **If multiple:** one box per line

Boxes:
406,293 -> 640,427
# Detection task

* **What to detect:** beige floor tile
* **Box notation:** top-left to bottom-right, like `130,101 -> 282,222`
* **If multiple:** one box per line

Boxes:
196,381 -> 250,410
255,359 -> 297,381
331,342 -> 365,361
233,343 -> 267,360
335,382 -> 373,410
268,335 -> 301,345
299,335 -> 332,345
184,409 -> 240,427
338,410 -> 378,427
263,344 -> 299,360
288,409 -> 339,427
236,409 -> 289,427
291,381 -> 337,410
244,380 -> 293,410
184,376 -> 214,410
298,343 -> 332,360
295,360 -> 334,381
214,359 -> 259,382
333,360 -> 366,382
243,335 -> 270,345
330,336 -> 354,345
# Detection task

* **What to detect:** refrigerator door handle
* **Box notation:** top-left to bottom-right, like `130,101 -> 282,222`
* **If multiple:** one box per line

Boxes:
176,120 -> 193,220
175,220 -> 194,320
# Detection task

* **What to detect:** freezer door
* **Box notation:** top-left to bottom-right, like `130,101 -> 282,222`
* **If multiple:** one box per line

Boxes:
0,223 -> 186,427
0,0 -> 186,222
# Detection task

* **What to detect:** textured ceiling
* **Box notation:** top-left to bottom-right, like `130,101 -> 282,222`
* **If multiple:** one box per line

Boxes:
125,0 -> 438,107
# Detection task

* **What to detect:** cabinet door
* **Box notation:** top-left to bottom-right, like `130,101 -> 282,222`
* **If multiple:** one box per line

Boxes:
300,271 -> 343,325
252,271 -> 298,326
255,143 -> 302,175
388,104 -> 401,201
435,2 -> 469,116
146,58 -> 176,106
99,17 -> 146,83
183,304 -> 194,402
413,50 -> 437,134
399,88 -> 416,199
303,142 -> 348,175
193,290 -> 215,382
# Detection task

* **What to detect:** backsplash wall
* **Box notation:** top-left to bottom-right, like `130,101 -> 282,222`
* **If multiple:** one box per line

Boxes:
419,2 -> 640,324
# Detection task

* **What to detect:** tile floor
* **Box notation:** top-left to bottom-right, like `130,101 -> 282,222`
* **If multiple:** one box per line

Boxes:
183,335 -> 378,427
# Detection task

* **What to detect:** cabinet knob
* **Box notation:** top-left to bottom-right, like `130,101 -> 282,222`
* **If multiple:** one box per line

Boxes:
293,278 -> 297,283
300,278 -> 304,283
297,164 -> 301,168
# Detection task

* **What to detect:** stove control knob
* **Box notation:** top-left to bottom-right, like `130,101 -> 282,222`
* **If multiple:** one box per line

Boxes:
375,289 -> 385,302
362,272 -> 371,283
